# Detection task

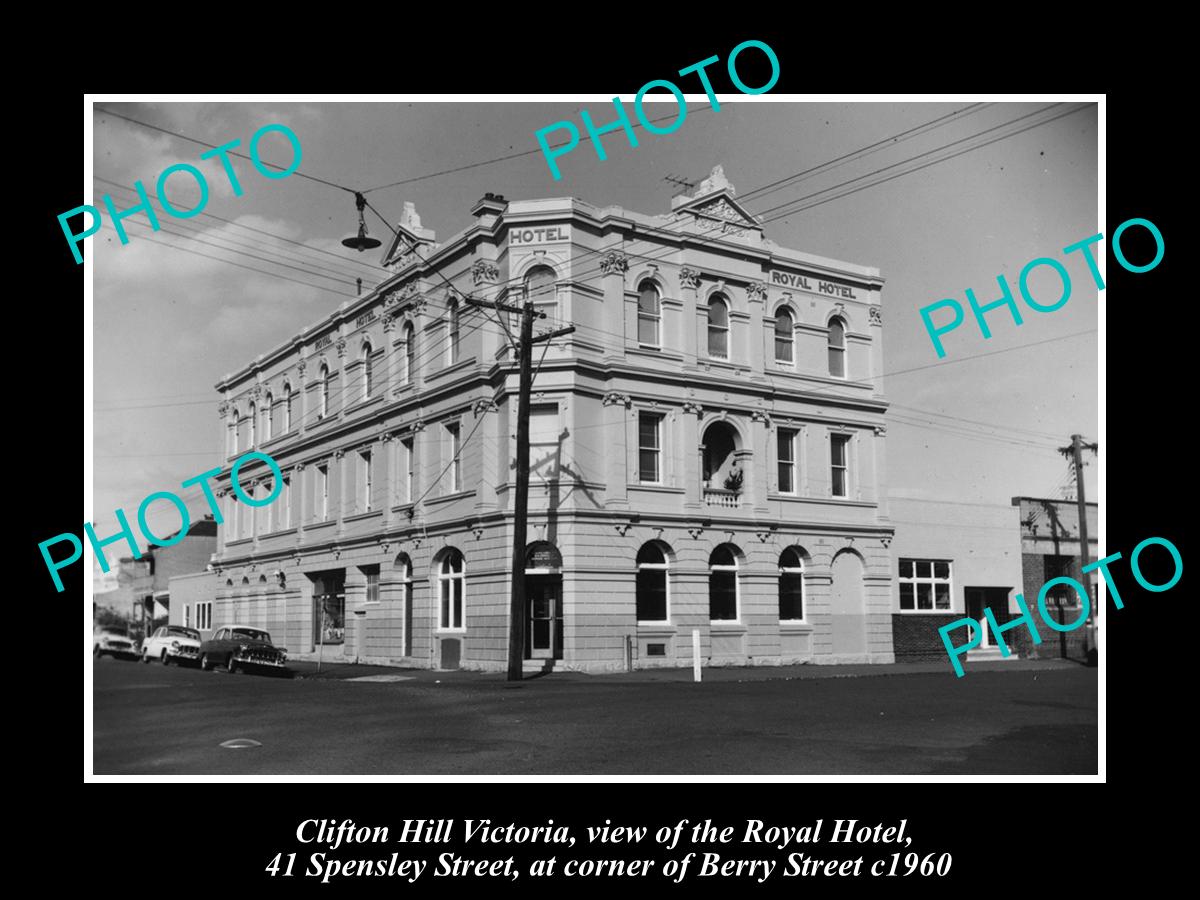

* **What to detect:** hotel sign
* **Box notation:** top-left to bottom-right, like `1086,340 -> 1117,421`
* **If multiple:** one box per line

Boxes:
510,225 -> 570,245
770,270 -> 856,300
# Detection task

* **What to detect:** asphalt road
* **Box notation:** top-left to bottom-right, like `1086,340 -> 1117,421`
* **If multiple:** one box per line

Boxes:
90,658 -> 1097,775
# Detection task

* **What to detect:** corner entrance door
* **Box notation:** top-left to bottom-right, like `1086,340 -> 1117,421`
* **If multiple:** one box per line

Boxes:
526,574 -> 563,660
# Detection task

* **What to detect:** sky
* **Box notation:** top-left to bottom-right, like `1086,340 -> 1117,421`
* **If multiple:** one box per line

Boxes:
89,98 -> 1099,560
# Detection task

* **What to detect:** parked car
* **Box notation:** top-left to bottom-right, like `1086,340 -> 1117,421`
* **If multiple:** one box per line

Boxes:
199,625 -> 288,674
94,627 -> 138,661
141,625 -> 202,665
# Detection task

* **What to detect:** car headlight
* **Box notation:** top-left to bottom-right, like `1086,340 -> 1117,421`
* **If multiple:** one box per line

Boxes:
171,641 -> 180,649
238,644 -> 248,652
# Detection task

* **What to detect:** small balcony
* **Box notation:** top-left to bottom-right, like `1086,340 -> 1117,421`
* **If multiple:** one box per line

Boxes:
704,487 -> 741,508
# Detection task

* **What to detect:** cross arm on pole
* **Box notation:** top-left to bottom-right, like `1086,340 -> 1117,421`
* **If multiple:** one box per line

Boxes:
530,326 -> 576,344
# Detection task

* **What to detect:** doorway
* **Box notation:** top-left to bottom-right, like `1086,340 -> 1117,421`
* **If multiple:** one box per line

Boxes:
309,571 -> 346,651
965,587 -> 1010,649
523,542 -> 563,661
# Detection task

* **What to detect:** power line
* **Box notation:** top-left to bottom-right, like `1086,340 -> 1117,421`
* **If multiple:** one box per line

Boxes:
883,329 -> 1096,378
94,106 -> 352,194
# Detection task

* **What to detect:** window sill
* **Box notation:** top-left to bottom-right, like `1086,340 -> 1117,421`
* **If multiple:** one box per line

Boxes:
436,628 -> 466,635
225,538 -> 253,547
345,395 -> 383,415
426,489 -> 475,507
636,624 -> 676,635
628,483 -> 684,494
306,520 -> 336,531
259,527 -> 298,538
780,621 -> 812,632
425,358 -> 476,382
710,621 -> 746,632
344,510 -> 383,524
895,610 -> 957,615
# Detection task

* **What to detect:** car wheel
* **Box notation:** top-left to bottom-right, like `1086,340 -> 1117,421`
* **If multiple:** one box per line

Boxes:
161,650 -> 170,666
200,653 -> 212,671
227,654 -> 238,674
141,649 -> 151,664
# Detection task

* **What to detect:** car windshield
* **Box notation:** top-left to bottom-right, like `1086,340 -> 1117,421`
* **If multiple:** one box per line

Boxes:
233,628 -> 270,642
168,627 -> 200,639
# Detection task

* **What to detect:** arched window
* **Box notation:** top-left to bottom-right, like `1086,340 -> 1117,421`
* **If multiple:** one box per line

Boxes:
709,544 -> 740,621
263,392 -> 273,442
241,576 -> 250,586
707,295 -> 729,359
394,553 -> 414,656
319,364 -> 330,418
402,323 -> 415,385
779,546 -> 806,621
828,317 -> 846,377
637,281 -> 661,348
525,265 -> 557,326
775,308 -> 795,365
437,548 -> 465,631
446,300 -> 460,366
282,383 -> 292,432
228,407 -> 239,456
247,401 -> 257,447
361,341 -> 373,400
636,541 -> 670,623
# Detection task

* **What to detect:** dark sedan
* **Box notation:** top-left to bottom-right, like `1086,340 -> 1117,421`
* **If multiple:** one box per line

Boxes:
199,625 -> 289,674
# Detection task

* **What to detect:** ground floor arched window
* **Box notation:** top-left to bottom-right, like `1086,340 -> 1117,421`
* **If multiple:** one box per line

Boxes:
636,541 -> 671,623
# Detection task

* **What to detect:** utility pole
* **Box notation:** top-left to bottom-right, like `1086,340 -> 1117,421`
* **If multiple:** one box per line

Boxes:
467,295 -> 574,681
1060,434 -> 1098,653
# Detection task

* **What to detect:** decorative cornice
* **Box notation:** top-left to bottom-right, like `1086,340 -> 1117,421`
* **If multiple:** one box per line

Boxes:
296,359 -> 306,375
217,401 -> 230,419
687,525 -> 704,540
614,521 -> 636,537
382,315 -> 397,332
681,401 -> 703,416
746,281 -> 768,301
602,391 -> 632,408
473,398 -> 497,417
678,266 -> 702,289
294,463 -> 305,472
880,536 -> 892,548
751,410 -> 771,426
411,419 -> 426,434
599,251 -> 629,275
873,425 -> 887,437
335,336 -> 348,358
333,449 -> 345,459
869,305 -> 882,325
471,260 -> 500,286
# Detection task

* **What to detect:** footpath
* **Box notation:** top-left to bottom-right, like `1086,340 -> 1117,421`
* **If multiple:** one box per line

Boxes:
288,657 -> 1085,684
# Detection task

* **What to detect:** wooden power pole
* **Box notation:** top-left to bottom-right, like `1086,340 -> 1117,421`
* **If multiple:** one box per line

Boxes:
467,295 -> 573,681
1060,434 -> 1099,651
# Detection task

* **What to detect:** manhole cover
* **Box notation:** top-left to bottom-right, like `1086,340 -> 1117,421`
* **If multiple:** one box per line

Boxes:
347,674 -> 416,683
220,738 -> 262,749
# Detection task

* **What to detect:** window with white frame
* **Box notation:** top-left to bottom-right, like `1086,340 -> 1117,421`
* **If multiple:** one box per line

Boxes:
362,564 -> 380,604
707,295 -> 730,359
282,383 -> 292,432
530,405 -> 560,481
828,317 -> 847,377
317,463 -> 329,520
777,428 -> 798,494
525,265 -> 557,326
898,558 -> 952,611
709,544 -> 740,621
196,602 -> 212,630
638,412 -> 663,484
263,392 -> 273,441
446,300 -> 460,366
775,307 -> 795,365
319,364 -> 330,418
248,401 -> 257,447
637,281 -> 661,348
445,422 -> 461,493
437,548 -> 465,630
359,449 -> 373,511
636,541 -> 670,623
401,437 -> 414,504
402,323 -> 415,385
281,476 -> 291,529
228,408 -> 239,456
361,341 -> 373,400
779,546 -> 806,621
830,433 -> 850,498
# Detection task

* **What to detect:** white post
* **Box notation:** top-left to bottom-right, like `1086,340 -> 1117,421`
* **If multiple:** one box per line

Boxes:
692,628 -> 701,683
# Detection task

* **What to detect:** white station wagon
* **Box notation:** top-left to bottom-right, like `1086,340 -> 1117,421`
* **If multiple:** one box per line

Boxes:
140,625 -> 202,665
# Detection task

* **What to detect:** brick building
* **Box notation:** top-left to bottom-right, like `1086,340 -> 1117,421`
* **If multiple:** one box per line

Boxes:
1009,496 -> 1098,661
200,165 -> 895,672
